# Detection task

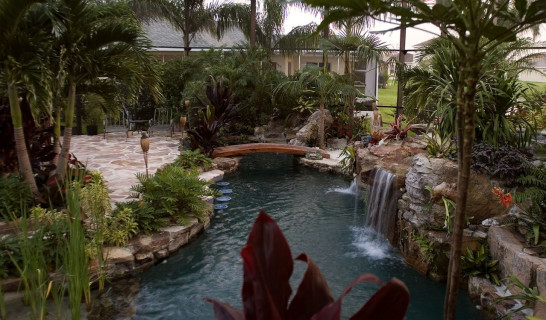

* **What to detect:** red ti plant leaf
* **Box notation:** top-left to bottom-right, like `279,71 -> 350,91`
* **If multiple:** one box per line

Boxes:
241,210 -> 294,320
350,277 -> 410,320
203,298 -> 245,320
205,210 -> 410,320
287,254 -> 334,320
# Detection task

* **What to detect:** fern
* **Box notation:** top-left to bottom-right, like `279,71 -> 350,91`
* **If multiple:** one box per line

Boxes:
129,164 -> 217,232
175,150 -> 213,170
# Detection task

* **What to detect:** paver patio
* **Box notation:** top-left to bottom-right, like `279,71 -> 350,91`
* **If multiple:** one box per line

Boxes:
68,132 -> 182,204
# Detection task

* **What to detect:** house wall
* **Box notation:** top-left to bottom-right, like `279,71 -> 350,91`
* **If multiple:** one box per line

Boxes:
270,53 -> 347,75
519,69 -> 546,82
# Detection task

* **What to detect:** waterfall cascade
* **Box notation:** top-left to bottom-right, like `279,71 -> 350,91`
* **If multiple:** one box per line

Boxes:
331,177 -> 359,195
365,169 -> 399,243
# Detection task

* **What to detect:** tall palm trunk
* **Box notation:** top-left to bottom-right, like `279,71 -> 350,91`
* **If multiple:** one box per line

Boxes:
345,50 -> 355,125
443,57 -> 480,320
250,0 -> 256,46
318,98 -> 325,149
50,104 -> 62,176
7,79 -> 41,199
184,2 -> 191,56
56,80 -> 77,182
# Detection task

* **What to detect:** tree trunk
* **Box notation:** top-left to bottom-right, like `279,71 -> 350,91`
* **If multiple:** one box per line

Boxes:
443,58 -> 479,320
55,81 -> 77,182
184,2 -> 191,56
50,104 -> 62,174
7,80 -> 41,200
318,99 -> 325,149
250,0 -> 256,47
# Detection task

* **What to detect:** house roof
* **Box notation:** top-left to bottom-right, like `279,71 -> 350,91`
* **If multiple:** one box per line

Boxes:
143,20 -> 247,49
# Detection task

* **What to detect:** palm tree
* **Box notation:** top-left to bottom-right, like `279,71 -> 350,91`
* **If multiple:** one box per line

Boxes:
322,18 -> 387,122
274,66 -> 361,149
302,0 -> 546,318
0,0 -> 51,200
53,0 -> 161,181
403,37 -> 541,148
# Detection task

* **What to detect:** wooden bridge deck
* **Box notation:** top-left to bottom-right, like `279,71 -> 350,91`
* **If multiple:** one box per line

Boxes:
212,143 -> 330,159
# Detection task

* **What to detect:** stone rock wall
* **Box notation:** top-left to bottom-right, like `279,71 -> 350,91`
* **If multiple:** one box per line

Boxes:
403,154 -> 508,229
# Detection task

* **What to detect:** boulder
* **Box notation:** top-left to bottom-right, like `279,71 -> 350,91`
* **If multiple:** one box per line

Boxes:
405,154 -> 508,227
289,109 -> 333,146
326,138 -> 347,149
212,157 -> 241,174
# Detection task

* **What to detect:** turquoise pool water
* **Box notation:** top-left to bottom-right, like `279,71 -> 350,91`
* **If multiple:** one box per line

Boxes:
134,154 -> 485,319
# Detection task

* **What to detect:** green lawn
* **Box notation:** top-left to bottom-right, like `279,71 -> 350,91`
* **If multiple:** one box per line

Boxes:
376,80 -> 399,125
524,81 -> 546,92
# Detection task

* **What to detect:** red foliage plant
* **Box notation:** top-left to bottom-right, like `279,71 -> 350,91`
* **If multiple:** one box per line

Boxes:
384,115 -> 413,140
205,210 -> 410,320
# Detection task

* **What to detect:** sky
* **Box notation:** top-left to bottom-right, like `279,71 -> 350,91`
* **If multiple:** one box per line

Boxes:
212,1 -> 545,50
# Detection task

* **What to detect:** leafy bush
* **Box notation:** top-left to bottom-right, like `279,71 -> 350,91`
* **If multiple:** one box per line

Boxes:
461,244 -> 500,285
205,210 -> 410,320
175,149 -> 213,170
0,174 -> 33,219
130,164 -> 216,226
112,201 -> 168,234
471,141 -> 530,186
104,207 -> 138,246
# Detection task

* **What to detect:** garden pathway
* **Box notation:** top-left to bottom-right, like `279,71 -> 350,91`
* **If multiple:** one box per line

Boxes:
68,132 -> 182,204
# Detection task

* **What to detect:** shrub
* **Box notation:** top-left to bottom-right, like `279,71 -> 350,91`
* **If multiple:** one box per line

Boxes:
0,174 -> 33,219
104,207 -> 138,246
175,149 -> 213,170
471,141 -> 530,186
130,164 -> 216,226
112,201 -> 168,234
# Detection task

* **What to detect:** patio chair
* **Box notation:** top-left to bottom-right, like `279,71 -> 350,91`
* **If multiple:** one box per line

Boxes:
103,107 -> 130,140
149,108 -> 173,138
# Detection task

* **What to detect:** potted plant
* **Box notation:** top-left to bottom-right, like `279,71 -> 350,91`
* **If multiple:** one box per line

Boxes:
84,105 -> 103,136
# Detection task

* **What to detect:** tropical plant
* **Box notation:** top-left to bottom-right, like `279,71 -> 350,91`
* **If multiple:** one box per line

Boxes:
187,106 -> 225,157
205,210 -> 410,320
274,66 -> 361,149
130,164 -> 216,226
461,244 -> 500,286
384,114 -> 412,140
303,1 -> 546,318
188,79 -> 241,156
175,149 -> 213,170
424,129 -> 456,158
402,38 -> 542,149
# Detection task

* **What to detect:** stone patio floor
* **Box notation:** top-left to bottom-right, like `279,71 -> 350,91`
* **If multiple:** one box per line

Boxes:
69,132 -> 183,204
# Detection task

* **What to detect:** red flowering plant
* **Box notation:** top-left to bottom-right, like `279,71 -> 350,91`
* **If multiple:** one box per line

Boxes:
205,210 -> 410,320
492,188 -> 545,249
